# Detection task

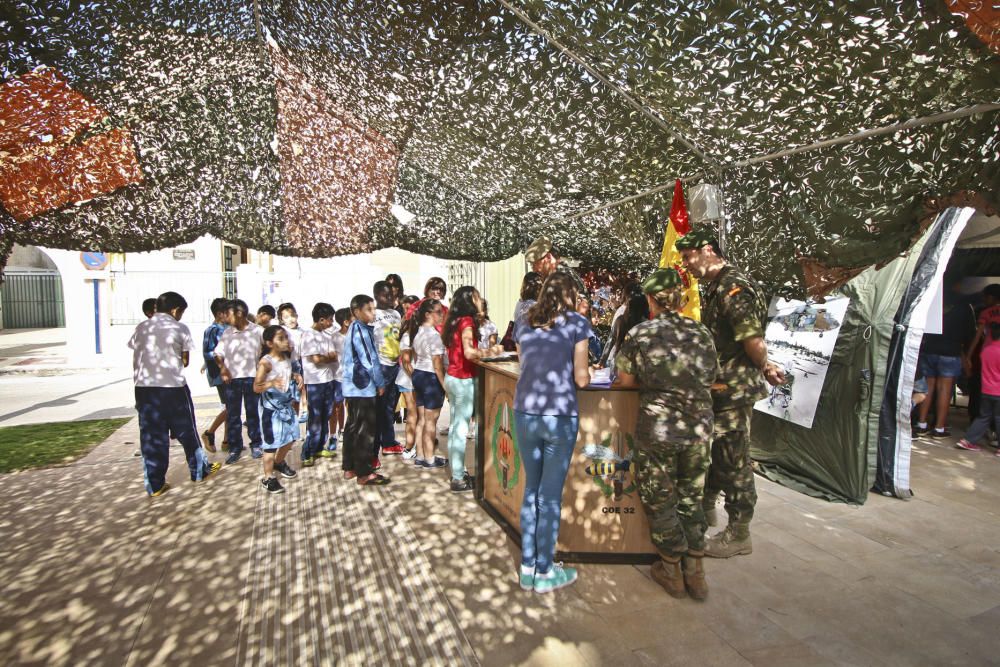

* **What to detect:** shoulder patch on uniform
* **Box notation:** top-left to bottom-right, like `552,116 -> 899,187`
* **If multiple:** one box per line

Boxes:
727,286 -> 742,297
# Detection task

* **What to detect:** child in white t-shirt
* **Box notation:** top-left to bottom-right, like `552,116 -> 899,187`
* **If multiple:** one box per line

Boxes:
327,308 -> 352,452
253,325 -> 301,493
300,303 -> 339,466
402,299 -> 448,467
278,302 -> 306,421
478,300 -> 499,349
129,291 -> 221,496
214,299 -> 264,464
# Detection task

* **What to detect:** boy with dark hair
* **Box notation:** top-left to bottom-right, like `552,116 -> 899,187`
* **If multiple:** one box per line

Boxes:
129,291 -> 221,496
142,297 -> 157,318
342,294 -> 389,485
256,305 -> 276,327
326,307 -> 352,453
214,299 -> 264,464
300,302 -> 339,466
201,297 -> 230,452
373,281 -> 404,455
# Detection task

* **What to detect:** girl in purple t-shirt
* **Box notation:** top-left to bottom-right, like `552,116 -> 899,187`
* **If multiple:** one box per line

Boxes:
513,272 -> 592,594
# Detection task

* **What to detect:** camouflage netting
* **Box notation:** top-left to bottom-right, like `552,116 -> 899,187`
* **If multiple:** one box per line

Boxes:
1,1 -> 998,294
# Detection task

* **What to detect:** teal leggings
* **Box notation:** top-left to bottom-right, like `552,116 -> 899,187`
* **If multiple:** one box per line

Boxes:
445,375 -> 475,481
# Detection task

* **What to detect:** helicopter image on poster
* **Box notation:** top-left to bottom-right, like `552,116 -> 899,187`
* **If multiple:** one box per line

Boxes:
754,295 -> 850,428
773,303 -> 841,337
583,432 -> 637,501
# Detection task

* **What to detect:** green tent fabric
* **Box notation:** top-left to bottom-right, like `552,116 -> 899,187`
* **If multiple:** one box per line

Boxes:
1,1 -> 998,295
750,209 -> 957,503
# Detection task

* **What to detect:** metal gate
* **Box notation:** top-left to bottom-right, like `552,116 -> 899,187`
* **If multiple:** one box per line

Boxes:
447,261 -> 486,294
1,270 -> 66,328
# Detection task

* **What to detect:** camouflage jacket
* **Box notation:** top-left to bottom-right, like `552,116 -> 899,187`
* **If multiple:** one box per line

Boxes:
701,264 -> 768,409
616,311 -> 719,441
555,262 -> 587,294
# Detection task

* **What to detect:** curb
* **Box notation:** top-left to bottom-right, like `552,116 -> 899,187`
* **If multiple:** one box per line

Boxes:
0,366 -> 125,377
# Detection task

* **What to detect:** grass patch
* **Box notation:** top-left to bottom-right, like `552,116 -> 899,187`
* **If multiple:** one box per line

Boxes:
0,418 -> 131,473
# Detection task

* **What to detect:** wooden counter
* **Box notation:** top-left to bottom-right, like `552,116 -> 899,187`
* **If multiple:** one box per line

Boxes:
474,359 -> 659,563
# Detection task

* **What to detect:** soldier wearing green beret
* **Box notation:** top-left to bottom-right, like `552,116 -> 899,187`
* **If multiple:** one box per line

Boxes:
613,267 -> 720,600
677,227 -> 785,558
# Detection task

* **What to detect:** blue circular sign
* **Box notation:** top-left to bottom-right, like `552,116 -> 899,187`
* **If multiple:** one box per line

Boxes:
80,251 -> 108,270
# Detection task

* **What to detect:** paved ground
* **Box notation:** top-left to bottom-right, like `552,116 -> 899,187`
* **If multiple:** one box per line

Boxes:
0,328 -> 216,426
1,397 -> 999,666
2,329 -> 1000,665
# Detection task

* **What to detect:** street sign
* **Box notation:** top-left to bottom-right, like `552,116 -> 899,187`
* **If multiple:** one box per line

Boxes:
80,251 -> 108,271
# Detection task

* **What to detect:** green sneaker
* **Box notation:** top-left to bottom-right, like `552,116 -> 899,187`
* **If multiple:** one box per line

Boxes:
519,566 -> 535,591
319,449 -> 335,458
533,563 -> 577,594
302,456 -> 315,468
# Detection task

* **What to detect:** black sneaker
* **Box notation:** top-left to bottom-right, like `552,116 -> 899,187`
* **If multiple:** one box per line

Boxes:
262,477 -> 285,494
450,477 -> 474,493
225,452 -> 242,465
930,428 -> 951,438
276,462 -> 297,479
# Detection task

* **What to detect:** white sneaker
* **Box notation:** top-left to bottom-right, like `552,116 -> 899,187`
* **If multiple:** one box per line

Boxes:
402,447 -> 417,462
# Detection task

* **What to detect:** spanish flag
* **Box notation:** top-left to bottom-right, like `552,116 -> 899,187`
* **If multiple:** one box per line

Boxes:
658,179 -> 701,321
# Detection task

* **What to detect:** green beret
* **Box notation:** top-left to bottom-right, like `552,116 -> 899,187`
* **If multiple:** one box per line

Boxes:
524,236 -> 553,263
641,267 -> 683,294
674,226 -> 718,250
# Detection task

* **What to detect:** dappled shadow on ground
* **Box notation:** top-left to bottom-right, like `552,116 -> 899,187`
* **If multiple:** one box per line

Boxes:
2,404 -> 1000,666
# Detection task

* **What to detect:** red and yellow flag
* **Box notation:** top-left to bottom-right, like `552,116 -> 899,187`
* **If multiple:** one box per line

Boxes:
658,179 -> 701,321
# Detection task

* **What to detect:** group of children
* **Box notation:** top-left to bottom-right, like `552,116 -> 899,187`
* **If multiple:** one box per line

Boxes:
133,274 -> 503,496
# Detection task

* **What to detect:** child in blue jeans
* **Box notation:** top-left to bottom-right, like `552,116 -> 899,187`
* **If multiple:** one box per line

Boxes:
512,272 -> 592,593
341,294 -> 389,486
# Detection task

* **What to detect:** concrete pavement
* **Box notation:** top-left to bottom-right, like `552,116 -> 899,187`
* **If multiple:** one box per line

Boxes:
0,327 -> 218,426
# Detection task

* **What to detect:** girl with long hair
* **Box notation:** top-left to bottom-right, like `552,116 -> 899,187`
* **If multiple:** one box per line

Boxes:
601,289 -> 650,369
512,271 -> 543,324
442,286 -> 504,491
403,299 -> 449,467
513,272 -> 592,593
396,295 -> 421,460
253,325 -> 301,494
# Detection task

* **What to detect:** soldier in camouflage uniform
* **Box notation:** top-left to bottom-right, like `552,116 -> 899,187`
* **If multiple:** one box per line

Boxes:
614,267 -> 720,600
523,236 -> 587,294
677,227 -> 785,558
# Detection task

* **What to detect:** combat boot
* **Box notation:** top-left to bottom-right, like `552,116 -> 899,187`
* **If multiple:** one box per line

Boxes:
682,553 -> 708,600
705,527 -> 752,558
650,556 -> 687,598
703,499 -> 718,527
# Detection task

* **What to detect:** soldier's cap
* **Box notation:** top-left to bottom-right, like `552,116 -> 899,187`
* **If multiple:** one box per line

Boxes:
641,267 -> 684,294
524,236 -> 554,263
674,226 -> 719,250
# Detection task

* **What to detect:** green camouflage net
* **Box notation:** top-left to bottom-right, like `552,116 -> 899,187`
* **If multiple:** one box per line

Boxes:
1,1 -> 997,294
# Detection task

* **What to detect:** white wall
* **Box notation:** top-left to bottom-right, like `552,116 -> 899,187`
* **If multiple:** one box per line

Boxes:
39,241 -> 449,366
239,248 -> 450,316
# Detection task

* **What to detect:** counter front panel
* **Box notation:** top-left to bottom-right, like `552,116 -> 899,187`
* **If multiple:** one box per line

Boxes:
476,360 -> 658,563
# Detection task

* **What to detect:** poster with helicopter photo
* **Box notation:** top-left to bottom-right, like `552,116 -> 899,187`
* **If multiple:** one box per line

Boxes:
753,295 -> 850,428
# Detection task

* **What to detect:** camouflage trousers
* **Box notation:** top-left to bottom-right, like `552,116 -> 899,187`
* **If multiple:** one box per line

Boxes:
704,404 -> 757,538
633,419 -> 711,557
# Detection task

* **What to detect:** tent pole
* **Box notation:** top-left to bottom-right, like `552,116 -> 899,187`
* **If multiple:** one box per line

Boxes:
556,104 -> 1000,225
495,0 -> 717,169
733,103 -> 1000,168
